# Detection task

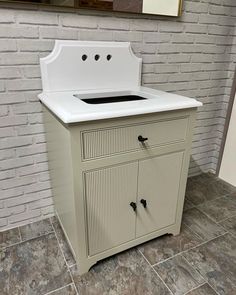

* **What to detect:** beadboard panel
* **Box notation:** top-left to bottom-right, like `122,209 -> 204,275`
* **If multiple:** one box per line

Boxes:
84,162 -> 138,256
82,117 -> 188,160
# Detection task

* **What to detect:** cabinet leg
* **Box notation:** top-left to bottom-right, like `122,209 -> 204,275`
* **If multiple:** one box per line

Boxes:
75,260 -> 97,276
171,229 -> 180,236
169,224 -> 181,236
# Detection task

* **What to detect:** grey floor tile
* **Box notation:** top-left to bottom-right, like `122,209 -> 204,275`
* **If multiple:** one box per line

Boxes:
187,173 -> 216,188
183,208 -> 226,241
186,283 -> 217,295
220,215 -> 236,237
197,193 -> 236,223
138,224 -> 203,265
0,233 -> 72,295
71,249 -> 171,295
184,199 -> 195,212
154,255 -> 205,295
188,173 -> 215,184
185,174 -> 235,206
51,217 -> 76,267
19,219 -> 53,241
45,284 -> 77,295
0,227 -> 21,249
183,233 -> 236,295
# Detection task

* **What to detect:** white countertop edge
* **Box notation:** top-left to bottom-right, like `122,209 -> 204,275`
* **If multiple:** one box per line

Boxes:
39,88 -> 202,124
65,105 -> 200,124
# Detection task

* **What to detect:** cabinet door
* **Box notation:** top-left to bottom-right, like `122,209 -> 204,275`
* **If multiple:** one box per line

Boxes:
136,151 -> 184,238
85,162 -> 138,256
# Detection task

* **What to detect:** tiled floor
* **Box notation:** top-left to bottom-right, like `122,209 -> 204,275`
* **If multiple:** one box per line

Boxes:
1,173 -> 236,295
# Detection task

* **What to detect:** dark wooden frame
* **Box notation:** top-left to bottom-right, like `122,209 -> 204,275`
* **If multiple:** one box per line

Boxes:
77,0 -> 113,10
0,0 -> 183,16
216,67 -> 236,176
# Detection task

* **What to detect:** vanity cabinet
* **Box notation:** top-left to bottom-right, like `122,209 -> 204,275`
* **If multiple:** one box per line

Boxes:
40,40 -> 201,275
43,106 -> 196,275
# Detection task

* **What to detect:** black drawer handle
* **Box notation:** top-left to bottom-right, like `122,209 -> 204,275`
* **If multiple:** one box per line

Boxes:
140,199 -> 147,208
138,135 -> 148,143
130,202 -> 137,212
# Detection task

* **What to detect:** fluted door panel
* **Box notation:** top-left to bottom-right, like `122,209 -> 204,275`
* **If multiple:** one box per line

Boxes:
85,162 -> 138,256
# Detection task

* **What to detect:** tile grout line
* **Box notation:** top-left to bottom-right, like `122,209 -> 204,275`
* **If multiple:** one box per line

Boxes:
50,218 -> 71,269
138,249 -> 174,295
185,189 -> 233,210
21,230 -> 55,243
182,221 -> 205,241
72,282 -> 79,295
51,224 -> 79,295
216,212 -> 236,224
69,263 -> 77,268
181,255 -> 207,285
182,220 -> 226,240
50,218 -> 79,295
43,283 -> 74,295
195,204 -> 236,228
183,204 -> 196,212
182,255 -> 222,295
18,226 -> 22,242
201,282 -> 221,295
1,230 -> 55,251
1,240 -> 24,251
183,269 -> 222,295
71,284 -> 79,295
2,231 -> 54,249
151,231 -> 229,268
225,230 -> 236,239
2,221 -> 79,295
183,282 -> 206,295
184,191 -> 236,230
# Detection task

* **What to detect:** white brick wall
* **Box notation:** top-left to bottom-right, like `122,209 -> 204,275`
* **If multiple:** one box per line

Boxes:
0,0 -> 235,230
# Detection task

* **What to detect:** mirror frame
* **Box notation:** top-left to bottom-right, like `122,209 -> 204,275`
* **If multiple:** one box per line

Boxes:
0,0 -> 183,17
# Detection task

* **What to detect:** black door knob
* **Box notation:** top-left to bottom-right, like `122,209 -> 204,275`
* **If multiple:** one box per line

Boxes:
130,202 -> 137,212
140,199 -> 147,208
138,135 -> 148,143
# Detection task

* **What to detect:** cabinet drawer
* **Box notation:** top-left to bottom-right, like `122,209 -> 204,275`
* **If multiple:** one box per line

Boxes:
82,116 -> 188,160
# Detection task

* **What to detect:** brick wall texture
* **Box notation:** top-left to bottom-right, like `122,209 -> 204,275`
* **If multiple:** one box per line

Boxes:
0,0 -> 235,230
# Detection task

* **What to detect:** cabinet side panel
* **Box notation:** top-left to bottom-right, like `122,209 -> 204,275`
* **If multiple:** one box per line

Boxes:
85,162 -> 138,256
173,111 -> 197,233
43,106 -> 77,253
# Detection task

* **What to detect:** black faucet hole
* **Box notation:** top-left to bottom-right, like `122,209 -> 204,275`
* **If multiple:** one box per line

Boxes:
107,54 -> 112,61
82,54 -> 87,61
95,54 -> 100,61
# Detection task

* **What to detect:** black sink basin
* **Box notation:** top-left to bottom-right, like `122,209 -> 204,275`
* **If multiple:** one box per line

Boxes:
74,95 -> 147,104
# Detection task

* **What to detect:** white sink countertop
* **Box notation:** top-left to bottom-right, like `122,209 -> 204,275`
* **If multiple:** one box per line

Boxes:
39,87 -> 202,124
39,41 -> 202,124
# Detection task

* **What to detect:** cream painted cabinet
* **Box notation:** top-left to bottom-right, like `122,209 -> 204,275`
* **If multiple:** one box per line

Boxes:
43,107 -> 197,275
40,41 -> 201,275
